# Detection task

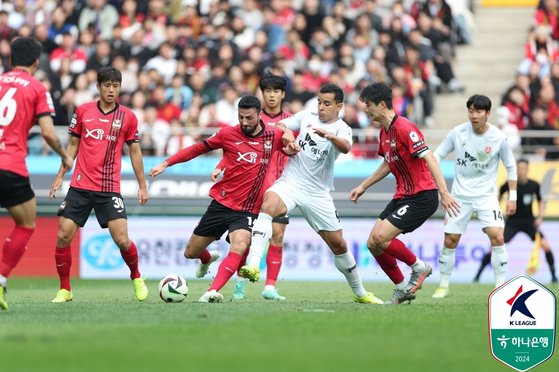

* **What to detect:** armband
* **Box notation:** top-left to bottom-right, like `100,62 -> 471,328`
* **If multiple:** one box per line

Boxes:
509,190 -> 517,201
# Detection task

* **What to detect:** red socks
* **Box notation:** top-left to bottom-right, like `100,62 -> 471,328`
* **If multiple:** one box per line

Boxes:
384,238 -> 417,266
265,245 -> 282,286
210,252 -> 242,292
0,226 -> 35,277
120,241 -> 141,279
237,249 -> 249,276
374,252 -> 404,284
55,246 -> 72,290
198,249 -> 211,264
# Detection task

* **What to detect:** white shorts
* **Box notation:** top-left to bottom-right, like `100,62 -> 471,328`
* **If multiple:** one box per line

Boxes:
444,197 -> 504,234
266,179 -> 342,232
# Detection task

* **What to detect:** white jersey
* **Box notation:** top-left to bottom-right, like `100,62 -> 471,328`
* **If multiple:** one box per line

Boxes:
434,122 -> 517,201
279,110 -> 352,192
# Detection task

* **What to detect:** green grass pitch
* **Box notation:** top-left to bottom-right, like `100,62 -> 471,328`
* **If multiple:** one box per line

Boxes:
0,279 -> 557,372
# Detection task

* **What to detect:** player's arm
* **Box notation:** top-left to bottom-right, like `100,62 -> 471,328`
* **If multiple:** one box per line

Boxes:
212,158 -> 226,182
128,142 -> 148,205
38,115 -> 73,170
349,159 -> 391,203
422,151 -> 460,217
150,141 -> 213,177
433,129 -> 455,162
49,135 -> 80,199
501,139 -> 517,216
312,127 -> 351,154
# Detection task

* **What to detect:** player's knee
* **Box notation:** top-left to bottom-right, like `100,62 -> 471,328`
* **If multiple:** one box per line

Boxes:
114,237 -> 131,250
369,232 -> 389,251
56,229 -> 74,246
329,240 -> 348,255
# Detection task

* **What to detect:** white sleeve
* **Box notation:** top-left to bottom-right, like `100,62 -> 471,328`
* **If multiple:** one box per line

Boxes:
279,110 -> 306,131
434,129 -> 456,162
336,124 -> 353,145
500,137 -> 517,181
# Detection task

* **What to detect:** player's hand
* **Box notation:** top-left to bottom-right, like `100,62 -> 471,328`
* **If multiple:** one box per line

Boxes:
138,187 -> 148,205
211,167 -> 223,182
283,141 -> 300,155
440,191 -> 460,217
149,161 -> 168,177
313,127 -> 332,140
506,200 -> 516,216
49,177 -> 64,199
61,155 -> 73,172
349,185 -> 366,204
280,126 -> 295,145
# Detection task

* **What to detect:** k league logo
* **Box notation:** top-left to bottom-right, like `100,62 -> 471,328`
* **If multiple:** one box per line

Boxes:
489,276 -> 556,372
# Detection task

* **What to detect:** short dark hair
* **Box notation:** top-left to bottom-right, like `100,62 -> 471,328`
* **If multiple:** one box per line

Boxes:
359,82 -> 393,109
517,158 -> 529,166
11,37 -> 42,67
238,95 -> 261,112
259,74 -> 287,91
319,83 -> 344,103
97,66 -> 122,85
466,94 -> 491,111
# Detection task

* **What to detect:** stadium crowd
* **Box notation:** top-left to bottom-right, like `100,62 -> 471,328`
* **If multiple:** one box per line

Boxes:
0,0 -> 472,159
499,0 -> 559,160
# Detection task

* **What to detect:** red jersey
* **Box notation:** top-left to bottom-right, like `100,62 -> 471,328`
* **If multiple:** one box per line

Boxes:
167,123 -> 285,214
0,68 -> 55,177
378,115 -> 437,199
261,110 -> 292,180
69,101 -> 139,193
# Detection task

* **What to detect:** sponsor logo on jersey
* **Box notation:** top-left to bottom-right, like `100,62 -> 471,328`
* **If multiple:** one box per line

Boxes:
99,118 -> 110,123
85,128 -> 105,140
237,152 -> 258,163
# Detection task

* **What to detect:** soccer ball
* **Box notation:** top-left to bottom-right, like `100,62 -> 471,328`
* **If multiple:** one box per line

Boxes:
158,274 -> 189,303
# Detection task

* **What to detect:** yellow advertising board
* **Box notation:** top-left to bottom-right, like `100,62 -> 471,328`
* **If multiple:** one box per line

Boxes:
497,161 -> 559,217
481,0 -> 537,6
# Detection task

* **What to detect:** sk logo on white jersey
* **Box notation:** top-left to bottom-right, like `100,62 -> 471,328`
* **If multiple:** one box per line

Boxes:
237,152 -> 257,163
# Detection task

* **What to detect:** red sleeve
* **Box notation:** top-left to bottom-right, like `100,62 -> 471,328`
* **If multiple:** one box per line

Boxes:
68,107 -> 82,137
166,141 -> 212,166
125,111 -> 139,143
35,86 -> 55,118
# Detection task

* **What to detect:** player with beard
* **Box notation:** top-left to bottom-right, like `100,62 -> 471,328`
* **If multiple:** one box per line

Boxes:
150,95 -> 299,303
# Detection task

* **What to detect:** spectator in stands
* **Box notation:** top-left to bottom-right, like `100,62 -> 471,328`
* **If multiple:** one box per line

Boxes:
494,106 -> 522,158
49,31 -> 88,74
78,0 -> 119,40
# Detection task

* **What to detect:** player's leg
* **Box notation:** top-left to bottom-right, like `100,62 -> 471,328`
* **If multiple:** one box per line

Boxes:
478,200 -> 507,288
201,229 -> 252,303
318,229 -> 382,304
433,201 -> 473,298
262,219 -> 287,300
187,200 -> 228,278
51,216 -> 79,303
52,188 -> 92,303
0,195 -> 36,310
538,232 -> 556,283
232,249 -> 249,300
242,183 -> 290,279
432,233 -> 461,299
474,224 -> 516,282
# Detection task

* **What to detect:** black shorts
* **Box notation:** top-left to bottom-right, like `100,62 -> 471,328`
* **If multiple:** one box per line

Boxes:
57,187 -> 127,228
272,215 -> 289,225
504,222 -> 544,243
379,189 -> 439,233
0,170 -> 35,208
193,199 -> 257,239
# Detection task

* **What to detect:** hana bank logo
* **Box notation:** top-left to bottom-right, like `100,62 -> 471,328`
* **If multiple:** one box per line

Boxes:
83,234 -> 124,270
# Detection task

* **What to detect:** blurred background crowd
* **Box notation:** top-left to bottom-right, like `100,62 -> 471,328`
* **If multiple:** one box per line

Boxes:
1,0 -> 556,159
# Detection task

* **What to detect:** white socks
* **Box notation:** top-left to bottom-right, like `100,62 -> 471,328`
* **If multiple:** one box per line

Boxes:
492,245 -> 508,288
247,213 -> 273,267
0,274 -> 6,287
438,247 -> 455,289
334,251 -> 366,297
